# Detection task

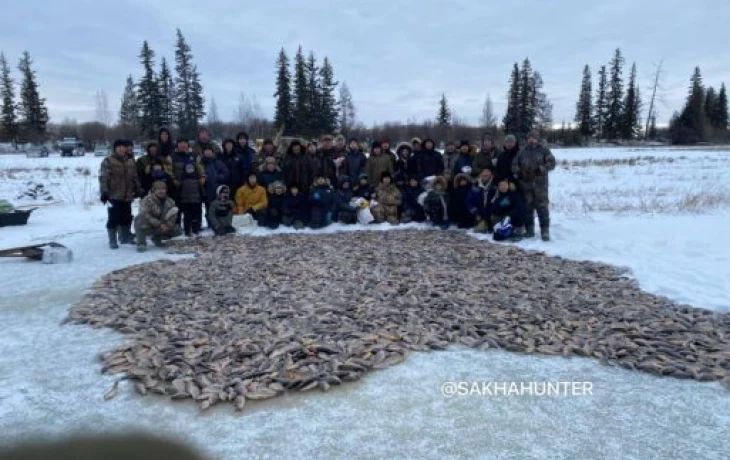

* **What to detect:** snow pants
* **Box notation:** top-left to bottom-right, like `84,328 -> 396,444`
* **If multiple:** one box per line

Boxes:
521,183 -> 549,232
106,200 -> 133,230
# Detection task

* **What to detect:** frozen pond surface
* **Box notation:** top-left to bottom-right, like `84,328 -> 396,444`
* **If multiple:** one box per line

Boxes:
1,148 -> 729,458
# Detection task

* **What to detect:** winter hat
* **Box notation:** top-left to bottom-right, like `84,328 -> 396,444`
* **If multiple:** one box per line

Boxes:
423,138 -> 435,149
335,134 -> 346,143
527,129 -> 540,140
237,132 -> 250,142
146,141 -> 159,153
396,142 -> 412,155
151,180 -> 167,191
446,140 -> 456,147
338,176 -> 351,188
381,137 -> 391,145
411,137 -> 422,145
321,134 -> 334,141
269,181 -> 286,193
216,185 -> 230,197
504,134 -> 517,143
371,140 -> 382,150
459,140 -> 470,148
113,139 -> 126,149
380,171 -> 393,181
223,138 -> 235,150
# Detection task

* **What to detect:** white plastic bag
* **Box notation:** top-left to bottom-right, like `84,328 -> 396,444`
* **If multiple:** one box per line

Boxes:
233,213 -> 257,229
357,207 -> 374,225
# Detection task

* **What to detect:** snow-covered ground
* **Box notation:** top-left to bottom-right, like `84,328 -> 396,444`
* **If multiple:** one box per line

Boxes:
1,149 -> 729,459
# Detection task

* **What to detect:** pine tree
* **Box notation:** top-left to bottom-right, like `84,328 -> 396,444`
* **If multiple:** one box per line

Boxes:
158,57 -> 176,129
136,41 -> 161,139
502,63 -> 521,134
319,57 -> 339,135
306,51 -> 321,136
670,67 -> 707,144
291,46 -> 309,136
0,52 -> 18,142
714,83 -> 728,130
436,93 -> 451,127
594,65 -> 608,139
273,48 -> 293,134
533,71 -> 553,131
604,48 -> 624,140
16,51 -> 49,142
480,93 -> 497,130
704,86 -> 717,125
338,82 -> 356,135
119,74 -> 138,134
621,62 -> 641,139
174,29 -> 205,140
574,64 -> 594,137
517,58 -> 535,136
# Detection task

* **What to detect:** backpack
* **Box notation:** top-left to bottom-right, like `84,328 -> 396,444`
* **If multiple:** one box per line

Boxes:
492,216 -> 513,241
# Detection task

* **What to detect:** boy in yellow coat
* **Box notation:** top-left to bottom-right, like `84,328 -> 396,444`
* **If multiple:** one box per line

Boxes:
235,173 -> 268,222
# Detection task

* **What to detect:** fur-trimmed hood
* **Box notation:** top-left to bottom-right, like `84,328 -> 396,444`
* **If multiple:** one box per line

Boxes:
433,175 -> 448,190
396,142 -> 413,156
267,180 -> 286,194
453,173 -> 472,188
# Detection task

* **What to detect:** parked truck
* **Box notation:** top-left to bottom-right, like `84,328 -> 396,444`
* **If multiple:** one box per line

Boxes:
59,138 -> 85,157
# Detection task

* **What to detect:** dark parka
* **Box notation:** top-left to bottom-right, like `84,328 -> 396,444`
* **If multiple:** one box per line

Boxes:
282,142 -> 314,193
200,155 -> 230,203
171,151 -> 206,204
218,139 -> 246,194
416,139 -> 445,180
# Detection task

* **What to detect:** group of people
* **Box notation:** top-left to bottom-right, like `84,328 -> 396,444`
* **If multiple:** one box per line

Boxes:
98,126 -> 556,252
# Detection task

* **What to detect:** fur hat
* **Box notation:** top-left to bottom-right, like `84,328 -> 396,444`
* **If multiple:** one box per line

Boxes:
151,180 -> 167,191
433,176 -> 448,189
396,142 -> 412,155
459,140 -> 470,148
371,140 -> 382,150
411,137 -> 422,145
268,181 -> 286,194
334,134 -> 346,143
216,185 -> 230,197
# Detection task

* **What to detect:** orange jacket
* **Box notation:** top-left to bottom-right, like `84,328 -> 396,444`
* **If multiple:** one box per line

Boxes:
235,184 -> 268,213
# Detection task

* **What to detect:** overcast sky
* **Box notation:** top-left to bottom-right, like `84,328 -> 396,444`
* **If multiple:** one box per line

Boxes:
1,0 -> 728,127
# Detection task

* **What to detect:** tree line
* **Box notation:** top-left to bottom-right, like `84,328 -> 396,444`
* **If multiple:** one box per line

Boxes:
0,51 -> 49,143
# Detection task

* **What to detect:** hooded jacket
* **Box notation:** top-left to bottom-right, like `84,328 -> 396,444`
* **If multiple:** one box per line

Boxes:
218,139 -> 246,194
466,177 -> 496,220
201,154 -> 230,203
157,128 -> 175,158
416,139 -> 445,180
283,142 -> 314,193
233,134 -> 255,180
345,147 -> 368,184
473,146 -> 500,176
207,186 -> 236,232
365,150 -> 394,188
423,176 -> 449,222
453,152 -> 474,178
450,173 -> 475,228
263,181 -> 287,228
235,182 -> 268,214
284,190 -> 310,223
394,142 -> 416,185
334,177 -> 358,224
494,143 -> 521,182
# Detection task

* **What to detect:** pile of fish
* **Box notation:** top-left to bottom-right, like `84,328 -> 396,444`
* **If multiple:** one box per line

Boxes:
66,230 -> 730,412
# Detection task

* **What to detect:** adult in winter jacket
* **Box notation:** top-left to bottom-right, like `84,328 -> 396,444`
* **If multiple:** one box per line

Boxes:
352,173 -> 372,201
218,139 -> 246,194
487,178 -> 526,231
494,134 -> 521,183
137,142 -> 173,196
100,139 -> 143,249
416,138 -> 445,181
365,141 -> 394,188
192,127 -> 221,157
423,176 -> 449,229
401,177 -> 425,223
442,141 -> 458,180
157,127 -> 175,158
450,173 -> 475,229
255,138 -> 282,172
381,138 -> 398,168
466,168 -> 497,231
134,180 -> 179,252
309,175 -> 336,229
283,184 -> 309,229
394,142 -> 415,187
235,173 -> 268,220
311,141 -> 336,185
200,146 -> 230,228
257,157 -> 283,190
371,172 -> 402,225
512,130 -> 556,240
473,135 -> 500,177
207,185 -> 236,236
452,140 -> 474,178
334,134 -> 346,156
171,139 -> 206,236
283,140 -> 314,194
262,181 -> 287,229
345,139 -> 367,184
233,132 -> 255,180
334,176 -> 358,224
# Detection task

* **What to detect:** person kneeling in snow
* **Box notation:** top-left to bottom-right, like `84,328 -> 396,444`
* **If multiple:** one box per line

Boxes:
488,178 -> 526,241
262,181 -> 287,229
309,174 -> 336,229
283,184 -> 309,229
467,168 -> 497,233
450,170 -> 476,229
423,176 -> 450,229
235,173 -> 268,222
334,176 -> 358,224
134,181 -> 179,252
371,172 -> 402,225
207,185 -> 236,236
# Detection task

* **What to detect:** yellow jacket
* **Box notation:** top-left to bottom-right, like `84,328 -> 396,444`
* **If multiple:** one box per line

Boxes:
235,184 -> 268,213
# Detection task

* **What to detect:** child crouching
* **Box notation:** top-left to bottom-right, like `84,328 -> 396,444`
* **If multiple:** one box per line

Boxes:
262,181 -> 287,229
207,185 -> 237,236
309,174 -> 336,229
283,184 -> 309,229
423,176 -> 450,229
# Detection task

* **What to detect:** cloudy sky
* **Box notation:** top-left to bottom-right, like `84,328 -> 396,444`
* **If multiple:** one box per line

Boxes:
1,0 -> 728,127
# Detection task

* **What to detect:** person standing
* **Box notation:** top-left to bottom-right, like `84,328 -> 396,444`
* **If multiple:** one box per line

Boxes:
416,138 -> 445,181
192,127 -> 221,157
218,139 -> 245,195
282,140 -> 314,194
442,141 -> 458,181
157,127 -> 175,158
512,130 -> 556,241
473,135 -> 500,177
365,141 -> 394,188
200,146 -> 229,228
380,137 -> 398,168
452,140 -> 474,177
344,138 -> 367,184
171,138 -> 206,236
99,139 -> 142,249
233,132 -> 255,180
137,142 -> 173,196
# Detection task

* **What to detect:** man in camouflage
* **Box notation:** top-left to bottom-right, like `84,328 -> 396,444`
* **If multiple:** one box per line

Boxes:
99,139 -> 143,249
512,130 -> 556,241
134,181 -> 179,252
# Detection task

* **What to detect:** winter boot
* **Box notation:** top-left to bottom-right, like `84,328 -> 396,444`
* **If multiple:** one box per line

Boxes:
119,225 -> 135,244
107,228 -> 119,250
525,226 -> 535,238
541,228 -> 551,242
151,235 -> 164,247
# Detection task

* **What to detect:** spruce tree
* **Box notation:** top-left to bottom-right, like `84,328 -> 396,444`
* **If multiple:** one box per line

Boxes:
273,48 -> 293,134
533,71 -> 552,131
306,51 -> 321,136
119,74 -> 138,134
480,93 -> 497,130
338,82 -> 356,135
16,51 -> 49,142
291,46 -> 309,136
319,57 -> 339,135
594,65 -> 608,139
158,57 -> 176,129
671,67 -> 707,144
136,41 -> 161,139
604,48 -> 624,140
0,52 -> 17,143
714,83 -> 728,130
502,63 -> 521,135
575,64 -> 594,137
704,86 -> 717,125
621,62 -> 641,139
436,93 -> 452,127
517,58 -> 535,136
174,29 -> 205,140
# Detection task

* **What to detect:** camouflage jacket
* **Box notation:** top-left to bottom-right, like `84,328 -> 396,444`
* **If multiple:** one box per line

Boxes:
511,144 -> 556,187
99,153 -> 142,202
374,183 -> 402,208
136,193 -> 177,230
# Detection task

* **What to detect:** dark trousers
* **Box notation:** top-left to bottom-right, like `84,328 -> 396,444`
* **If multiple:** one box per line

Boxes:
522,185 -> 549,231
106,200 -> 132,229
180,202 -> 202,235
204,200 -> 212,229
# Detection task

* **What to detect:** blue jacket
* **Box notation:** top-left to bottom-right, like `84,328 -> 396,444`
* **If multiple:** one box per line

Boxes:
466,180 -> 496,220
453,153 -> 474,177
345,149 -> 368,183
201,156 -> 230,203
284,192 -> 310,223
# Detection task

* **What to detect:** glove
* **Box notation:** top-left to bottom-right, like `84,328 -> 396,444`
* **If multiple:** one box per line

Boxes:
100,193 -> 109,204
